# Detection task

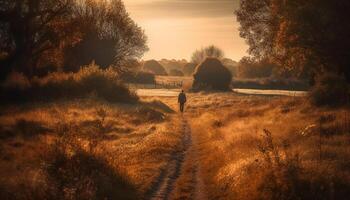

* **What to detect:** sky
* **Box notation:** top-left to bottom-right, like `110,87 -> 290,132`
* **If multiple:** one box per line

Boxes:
123,0 -> 248,62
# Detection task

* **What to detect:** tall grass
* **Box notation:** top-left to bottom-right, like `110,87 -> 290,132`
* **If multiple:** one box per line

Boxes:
185,93 -> 350,200
253,129 -> 350,200
0,63 -> 138,104
42,134 -> 139,200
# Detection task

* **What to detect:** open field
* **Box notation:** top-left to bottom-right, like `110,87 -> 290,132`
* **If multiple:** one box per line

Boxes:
0,99 -> 182,199
1,92 -> 349,200
143,93 -> 350,200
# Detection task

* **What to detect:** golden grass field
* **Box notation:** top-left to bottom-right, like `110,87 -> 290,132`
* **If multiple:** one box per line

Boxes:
1,92 -> 350,199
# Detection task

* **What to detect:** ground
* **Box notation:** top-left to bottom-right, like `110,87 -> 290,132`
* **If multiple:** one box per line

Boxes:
1,92 -> 350,199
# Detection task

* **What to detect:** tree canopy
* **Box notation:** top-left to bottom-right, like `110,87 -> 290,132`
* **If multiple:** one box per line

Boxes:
236,0 -> 350,81
0,0 -> 148,79
191,45 -> 224,65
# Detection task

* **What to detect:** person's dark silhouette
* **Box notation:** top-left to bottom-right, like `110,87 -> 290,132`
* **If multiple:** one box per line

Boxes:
178,90 -> 187,113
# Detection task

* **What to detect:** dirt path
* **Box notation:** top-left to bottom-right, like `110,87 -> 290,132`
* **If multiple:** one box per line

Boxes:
146,117 -> 206,200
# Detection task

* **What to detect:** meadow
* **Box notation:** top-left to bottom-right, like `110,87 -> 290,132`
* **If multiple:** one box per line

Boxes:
2,0 -> 350,199
1,70 -> 349,199
144,92 -> 350,200
0,97 -> 183,199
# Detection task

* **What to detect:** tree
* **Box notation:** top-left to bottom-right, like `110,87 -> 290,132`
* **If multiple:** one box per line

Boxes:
237,57 -> 276,78
0,0 -> 76,79
0,0 -> 148,79
236,0 -> 277,60
191,45 -> 224,65
236,0 -> 350,82
63,0 -> 148,72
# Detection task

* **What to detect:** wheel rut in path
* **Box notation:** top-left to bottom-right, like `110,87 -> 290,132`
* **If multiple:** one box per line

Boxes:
147,118 -> 192,200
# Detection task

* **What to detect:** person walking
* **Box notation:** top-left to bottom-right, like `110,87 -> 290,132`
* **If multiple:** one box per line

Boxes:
178,90 -> 187,113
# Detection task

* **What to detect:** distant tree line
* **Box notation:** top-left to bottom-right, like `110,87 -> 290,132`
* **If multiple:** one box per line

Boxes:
0,0 -> 148,80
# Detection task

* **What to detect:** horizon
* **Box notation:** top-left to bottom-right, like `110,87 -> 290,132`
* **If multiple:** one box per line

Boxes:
124,0 -> 248,62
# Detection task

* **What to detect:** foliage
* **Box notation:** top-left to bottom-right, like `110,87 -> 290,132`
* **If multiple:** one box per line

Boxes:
191,45 -> 224,65
143,60 -> 168,76
254,129 -> 350,200
310,73 -> 349,106
0,63 -> 138,104
236,0 -> 350,82
42,136 -> 139,200
0,0 -> 76,79
63,0 -> 148,71
237,57 -> 277,78
0,0 -> 148,79
121,71 -> 155,84
192,58 -> 232,91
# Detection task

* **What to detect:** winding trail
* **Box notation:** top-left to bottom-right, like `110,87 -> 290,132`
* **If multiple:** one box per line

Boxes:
147,117 -> 205,200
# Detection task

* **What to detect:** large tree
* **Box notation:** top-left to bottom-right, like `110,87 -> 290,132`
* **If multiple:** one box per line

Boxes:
236,0 -> 350,81
0,0 -> 76,79
63,0 -> 148,72
0,0 -> 148,79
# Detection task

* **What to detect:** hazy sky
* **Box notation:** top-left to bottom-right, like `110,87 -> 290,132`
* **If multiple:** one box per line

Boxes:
124,0 -> 248,61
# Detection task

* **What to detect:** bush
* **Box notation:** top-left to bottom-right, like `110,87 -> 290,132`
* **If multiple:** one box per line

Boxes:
42,137 -> 138,200
169,69 -> 184,77
237,57 -> 277,78
192,58 -> 232,91
143,60 -> 168,75
252,129 -> 350,200
120,71 -> 156,84
0,63 -> 138,104
310,73 -> 349,106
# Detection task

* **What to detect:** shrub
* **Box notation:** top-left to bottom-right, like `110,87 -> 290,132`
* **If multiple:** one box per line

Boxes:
237,57 -> 277,78
143,60 -> 168,75
0,63 -> 138,104
42,137 -> 139,200
169,69 -> 184,77
192,58 -> 232,91
121,71 -> 155,84
310,73 -> 349,106
253,129 -> 350,200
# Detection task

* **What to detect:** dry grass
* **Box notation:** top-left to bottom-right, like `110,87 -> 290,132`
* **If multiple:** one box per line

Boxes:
151,92 -> 350,199
178,93 -> 350,200
0,98 -> 183,199
1,90 -> 350,200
